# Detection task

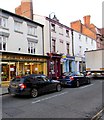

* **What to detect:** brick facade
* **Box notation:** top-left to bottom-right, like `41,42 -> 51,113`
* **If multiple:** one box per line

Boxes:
15,0 -> 33,20
70,15 -> 96,40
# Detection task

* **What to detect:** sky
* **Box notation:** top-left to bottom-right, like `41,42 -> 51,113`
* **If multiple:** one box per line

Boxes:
0,0 -> 103,28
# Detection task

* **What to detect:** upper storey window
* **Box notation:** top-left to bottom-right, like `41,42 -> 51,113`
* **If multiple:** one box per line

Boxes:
66,30 -> 69,37
51,23 -> 55,32
0,17 -> 8,29
27,25 -> 37,37
14,21 -> 22,33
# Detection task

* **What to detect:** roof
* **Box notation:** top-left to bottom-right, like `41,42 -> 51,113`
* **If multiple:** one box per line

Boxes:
0,8 -> 44,27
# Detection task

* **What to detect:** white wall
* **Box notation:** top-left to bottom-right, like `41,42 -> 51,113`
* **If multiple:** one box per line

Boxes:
1,12 -> 43,55
73,30 -> 97,57
34,14 -> 73,56
85,49 -> 104,70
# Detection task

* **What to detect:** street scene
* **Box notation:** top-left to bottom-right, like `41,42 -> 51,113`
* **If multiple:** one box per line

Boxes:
1,79 -> 103,119
0,0 -> 104,119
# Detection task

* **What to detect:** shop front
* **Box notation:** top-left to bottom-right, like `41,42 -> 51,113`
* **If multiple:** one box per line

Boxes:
47,53 -> 61,79
61,55 -> 75,73
75,56 -> 86,72
1,52 -> 48,84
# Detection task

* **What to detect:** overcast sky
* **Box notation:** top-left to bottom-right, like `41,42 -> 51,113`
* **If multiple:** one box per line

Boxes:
0,0 -> 103,28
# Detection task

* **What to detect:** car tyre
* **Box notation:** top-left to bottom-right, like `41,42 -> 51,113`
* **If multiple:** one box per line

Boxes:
31,88 -> 38,98
56,84 -> 62,92
76,81 -> 80,87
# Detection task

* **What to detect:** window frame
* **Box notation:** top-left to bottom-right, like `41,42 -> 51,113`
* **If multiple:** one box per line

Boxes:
0,36 -> 7,51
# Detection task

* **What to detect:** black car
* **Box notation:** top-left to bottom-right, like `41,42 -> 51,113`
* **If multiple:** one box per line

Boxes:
58,72 -> 91,87
8,74 -> 62,98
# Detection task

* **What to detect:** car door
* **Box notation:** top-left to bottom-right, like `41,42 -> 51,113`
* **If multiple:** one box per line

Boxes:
76,73 -> 84,85
33,76 -> 48,93
41,76 -> 56,92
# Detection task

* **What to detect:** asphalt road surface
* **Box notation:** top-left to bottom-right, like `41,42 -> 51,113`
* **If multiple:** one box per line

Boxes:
2,79 -> 104,119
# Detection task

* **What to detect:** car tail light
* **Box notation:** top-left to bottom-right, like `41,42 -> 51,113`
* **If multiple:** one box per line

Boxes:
19,84 -> 26,89
70,76 -> 74,80
57,77 -> 59,80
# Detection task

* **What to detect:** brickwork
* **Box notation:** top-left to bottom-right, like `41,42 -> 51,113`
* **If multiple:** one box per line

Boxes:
70,15 -> 96,40
15,0 -> 33,20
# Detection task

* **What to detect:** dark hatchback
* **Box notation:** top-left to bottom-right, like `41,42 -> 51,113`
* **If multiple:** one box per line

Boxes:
58,72 -> 91,87
8,74 -> 62,98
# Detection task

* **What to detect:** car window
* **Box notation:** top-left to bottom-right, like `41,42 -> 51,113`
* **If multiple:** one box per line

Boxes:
12,78 -> 24,83
35,77 -> 43,81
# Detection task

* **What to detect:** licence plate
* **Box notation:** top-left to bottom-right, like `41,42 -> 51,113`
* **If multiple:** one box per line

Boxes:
11,84 -> 18,88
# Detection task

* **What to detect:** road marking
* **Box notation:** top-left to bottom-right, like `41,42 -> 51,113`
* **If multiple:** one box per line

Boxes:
79,84 -> 94,89
32,91 -> 68,104
91,108 -> 104,120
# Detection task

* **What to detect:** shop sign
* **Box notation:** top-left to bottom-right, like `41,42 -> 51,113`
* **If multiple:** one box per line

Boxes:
10,67 -> 14,71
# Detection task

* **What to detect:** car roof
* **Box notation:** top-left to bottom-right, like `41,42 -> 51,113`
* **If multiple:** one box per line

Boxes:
15,74 -> 46,79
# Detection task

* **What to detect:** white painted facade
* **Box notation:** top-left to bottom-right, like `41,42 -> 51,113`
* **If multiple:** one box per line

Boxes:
72,30 -> 97,72
33,14 -> 73,56
0,10 -> 44,55
34,14 -> 75,73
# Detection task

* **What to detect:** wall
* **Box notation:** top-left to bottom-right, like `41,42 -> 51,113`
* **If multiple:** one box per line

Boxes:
1,11 -> 43,55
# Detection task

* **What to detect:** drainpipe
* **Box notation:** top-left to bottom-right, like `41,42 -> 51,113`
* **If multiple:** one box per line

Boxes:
42,26 -> 44,55
71,29 -> 74,56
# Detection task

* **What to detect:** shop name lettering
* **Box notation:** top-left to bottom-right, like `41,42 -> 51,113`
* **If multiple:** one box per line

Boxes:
2,55 -> 45,62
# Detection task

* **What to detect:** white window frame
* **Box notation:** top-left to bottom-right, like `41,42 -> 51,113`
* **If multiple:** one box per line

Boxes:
91,39 -> 93,45
51,24 -> 55,32
79,34 -> 81,40
86,36 -> 88,43
27,25 -> 37,36
14,21 -> 22,32
66,30 -> 69,37
79,46 -> 82,55
28,41 -> 36,54
0,36 -> 7,51
0,17 -> 8,28
59,26 -> 63,35
66,43 -> 70,54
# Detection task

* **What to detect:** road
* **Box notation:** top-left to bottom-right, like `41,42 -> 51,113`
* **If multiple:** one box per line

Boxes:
2,79 -> 103,119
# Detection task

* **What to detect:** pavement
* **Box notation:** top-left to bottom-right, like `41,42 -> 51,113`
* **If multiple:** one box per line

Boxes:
0,87 -> 8,95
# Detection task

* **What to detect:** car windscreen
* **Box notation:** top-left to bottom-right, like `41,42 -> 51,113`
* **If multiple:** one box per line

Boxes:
69,72 -> 83,76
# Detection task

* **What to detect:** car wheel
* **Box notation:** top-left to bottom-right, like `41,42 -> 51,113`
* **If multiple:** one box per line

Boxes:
56,84 -> 62,92
76,81 -> 80,87
31,88 -> 38,98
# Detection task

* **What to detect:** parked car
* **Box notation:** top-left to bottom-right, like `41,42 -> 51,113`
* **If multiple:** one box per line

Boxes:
58,72 -> 91,87
8,74 -> 62,98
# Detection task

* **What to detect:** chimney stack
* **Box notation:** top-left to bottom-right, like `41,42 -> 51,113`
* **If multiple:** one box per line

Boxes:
83,15 -> 91,26
15,0 -> 33,20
